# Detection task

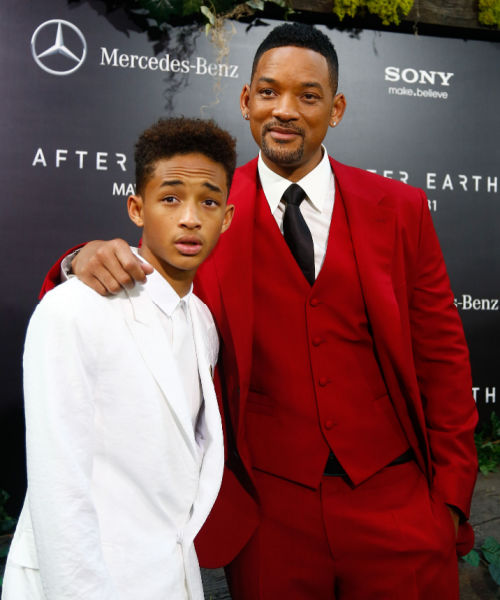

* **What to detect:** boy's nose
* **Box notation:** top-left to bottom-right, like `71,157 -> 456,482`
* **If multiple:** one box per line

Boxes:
179,203 -> 202,228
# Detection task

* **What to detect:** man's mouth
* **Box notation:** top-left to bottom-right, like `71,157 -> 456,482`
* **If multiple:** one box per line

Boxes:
175,237 -> 203,256
264,122 -> 304,142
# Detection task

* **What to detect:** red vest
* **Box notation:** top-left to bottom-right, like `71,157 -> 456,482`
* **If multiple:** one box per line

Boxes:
247,183 -> 409,488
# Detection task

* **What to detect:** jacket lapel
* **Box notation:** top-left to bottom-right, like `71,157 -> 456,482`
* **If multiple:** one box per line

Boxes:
332,158 -> 429,473
331,158 -> 402,351
183,301 -> 224,544
212,159 -> 258,416
122,285 -> 199,460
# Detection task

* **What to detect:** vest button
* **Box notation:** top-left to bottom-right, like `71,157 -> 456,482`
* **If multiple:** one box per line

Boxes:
324,419 -> 334,430
319,377 -> 330,387
310,298 -> 320,307
312,336 -> 324,347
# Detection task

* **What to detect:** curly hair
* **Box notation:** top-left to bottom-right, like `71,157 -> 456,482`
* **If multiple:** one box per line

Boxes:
251,23 -> 339,92
135,117 -> 237,195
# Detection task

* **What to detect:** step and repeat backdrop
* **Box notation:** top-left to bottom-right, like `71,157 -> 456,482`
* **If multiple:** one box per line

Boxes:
1,0 -> 498,509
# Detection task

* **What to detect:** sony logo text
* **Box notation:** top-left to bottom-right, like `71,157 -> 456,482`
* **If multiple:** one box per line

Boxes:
385,67 -> 454,101
385,67 -> 454,86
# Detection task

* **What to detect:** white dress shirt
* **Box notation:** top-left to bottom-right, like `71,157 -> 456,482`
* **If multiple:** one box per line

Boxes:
131,249 -> 202,427
257,145 -> 335,278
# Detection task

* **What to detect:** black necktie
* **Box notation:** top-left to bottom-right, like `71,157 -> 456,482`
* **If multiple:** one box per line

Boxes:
282,183 -> 315,285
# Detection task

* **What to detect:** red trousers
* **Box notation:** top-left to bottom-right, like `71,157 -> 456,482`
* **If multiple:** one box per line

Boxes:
226,461 -> 458,599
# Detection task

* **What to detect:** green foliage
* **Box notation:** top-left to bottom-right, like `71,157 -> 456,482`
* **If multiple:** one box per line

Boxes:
475,412 -> 500,475
478,0 -> 500,27
332,0 -> 414,25
0,491 -> 17,589
463,548 -> 481,566
0,491 -> 16,536
463,537 -> 500,586
131,0 -> 290,27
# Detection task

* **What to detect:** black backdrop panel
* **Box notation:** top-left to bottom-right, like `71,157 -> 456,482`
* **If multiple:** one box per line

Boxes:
1,0 -> 498,510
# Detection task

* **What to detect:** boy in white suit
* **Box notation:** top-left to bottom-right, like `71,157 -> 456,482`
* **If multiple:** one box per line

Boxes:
3,117 -> 235,600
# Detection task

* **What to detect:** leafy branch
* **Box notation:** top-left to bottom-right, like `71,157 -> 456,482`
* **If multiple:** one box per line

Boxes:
331,0 -> 414,26
478,0 -> 500,27
476,412 -> 500,475
463,536 -> 500,586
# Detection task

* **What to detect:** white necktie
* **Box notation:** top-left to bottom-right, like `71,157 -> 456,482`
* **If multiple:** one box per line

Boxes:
171,301 -> 201,427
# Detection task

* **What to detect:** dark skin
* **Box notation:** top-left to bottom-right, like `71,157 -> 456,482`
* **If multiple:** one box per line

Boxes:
69,46 -> 460,535
72,45 -> 346,294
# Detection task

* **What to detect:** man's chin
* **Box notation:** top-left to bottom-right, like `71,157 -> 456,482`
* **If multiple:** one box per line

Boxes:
261,141 -> 304,166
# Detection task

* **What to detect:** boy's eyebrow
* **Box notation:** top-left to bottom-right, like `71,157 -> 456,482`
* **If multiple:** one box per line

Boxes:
204,182 -> 223,193
160,180 -> 223,193
160,179 -> 184,188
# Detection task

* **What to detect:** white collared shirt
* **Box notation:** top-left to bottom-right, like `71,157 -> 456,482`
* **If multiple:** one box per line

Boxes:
132,249 -> 202,428
257,145 -> 335,278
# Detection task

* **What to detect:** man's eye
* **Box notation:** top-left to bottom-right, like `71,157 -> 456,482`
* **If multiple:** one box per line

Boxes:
260,88 -> 275,97
303,93 -> 319,101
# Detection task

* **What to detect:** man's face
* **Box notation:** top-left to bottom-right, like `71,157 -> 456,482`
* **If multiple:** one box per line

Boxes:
241,45 -> 345,181
128,153 -> 233,293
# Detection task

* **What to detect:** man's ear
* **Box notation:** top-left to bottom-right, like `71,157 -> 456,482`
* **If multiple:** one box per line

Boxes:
329,93 -> 347,127
240,84 -> 251,119
221,204 -> 235,234
127,195 -> 144,228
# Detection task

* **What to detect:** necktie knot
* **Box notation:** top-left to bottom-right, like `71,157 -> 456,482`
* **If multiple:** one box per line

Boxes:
283,183 -> 306,207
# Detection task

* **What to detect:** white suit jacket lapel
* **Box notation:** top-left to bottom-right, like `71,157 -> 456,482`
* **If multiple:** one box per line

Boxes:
184,301 -> 224,544
122,285 -> 199,460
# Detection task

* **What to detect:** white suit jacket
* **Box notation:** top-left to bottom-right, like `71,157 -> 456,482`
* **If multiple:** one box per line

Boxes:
3,277 -> 224,600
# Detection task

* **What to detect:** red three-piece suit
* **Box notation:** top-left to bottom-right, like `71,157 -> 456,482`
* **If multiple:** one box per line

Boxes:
42,156 -> 478,599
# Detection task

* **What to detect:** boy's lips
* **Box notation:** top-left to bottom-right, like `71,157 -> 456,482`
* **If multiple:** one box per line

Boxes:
175,236 -> 203,255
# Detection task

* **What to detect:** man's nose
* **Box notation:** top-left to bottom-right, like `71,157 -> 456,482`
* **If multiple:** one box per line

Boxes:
272,93 -> 299,121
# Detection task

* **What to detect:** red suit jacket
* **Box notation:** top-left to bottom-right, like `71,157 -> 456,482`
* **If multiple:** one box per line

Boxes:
193,157 -> 478,564
41,157 -> 478,565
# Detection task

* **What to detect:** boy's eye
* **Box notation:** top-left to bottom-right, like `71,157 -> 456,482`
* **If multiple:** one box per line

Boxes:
203,198 -> 219,207
161,195 -> 178,203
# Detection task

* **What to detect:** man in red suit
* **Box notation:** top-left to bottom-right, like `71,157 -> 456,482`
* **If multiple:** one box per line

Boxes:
42,23 -> 477,600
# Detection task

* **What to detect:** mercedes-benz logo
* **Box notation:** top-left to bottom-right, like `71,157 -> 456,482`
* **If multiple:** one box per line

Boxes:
31,20 -> 87,76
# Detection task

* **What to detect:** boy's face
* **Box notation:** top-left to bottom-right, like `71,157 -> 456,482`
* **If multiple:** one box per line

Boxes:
128,152 -> 234,294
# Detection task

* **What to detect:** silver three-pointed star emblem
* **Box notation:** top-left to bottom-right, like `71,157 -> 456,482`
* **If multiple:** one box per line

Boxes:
31,20 -> 87,76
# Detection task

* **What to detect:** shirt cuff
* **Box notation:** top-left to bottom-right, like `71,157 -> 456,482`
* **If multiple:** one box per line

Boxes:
60,249 -> 80,281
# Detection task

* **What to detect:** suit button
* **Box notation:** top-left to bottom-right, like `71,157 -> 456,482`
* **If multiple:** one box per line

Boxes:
310,298 -> 320,307
312,336 -> 324,346
325,420 -> 334,430
319,377 -> 330,387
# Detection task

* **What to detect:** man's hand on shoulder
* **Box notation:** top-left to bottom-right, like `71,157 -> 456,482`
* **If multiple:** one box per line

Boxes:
72,239 -> 153,296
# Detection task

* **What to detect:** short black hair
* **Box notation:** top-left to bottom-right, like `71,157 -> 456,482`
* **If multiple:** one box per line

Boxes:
135,117 -> 237,195
251,23 -> 339,91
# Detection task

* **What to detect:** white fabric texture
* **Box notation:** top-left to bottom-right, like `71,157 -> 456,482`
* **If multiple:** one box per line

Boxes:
3,274 -> 223,600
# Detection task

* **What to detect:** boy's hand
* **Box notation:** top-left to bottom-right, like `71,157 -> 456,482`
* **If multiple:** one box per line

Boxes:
72,239 -> 153,296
